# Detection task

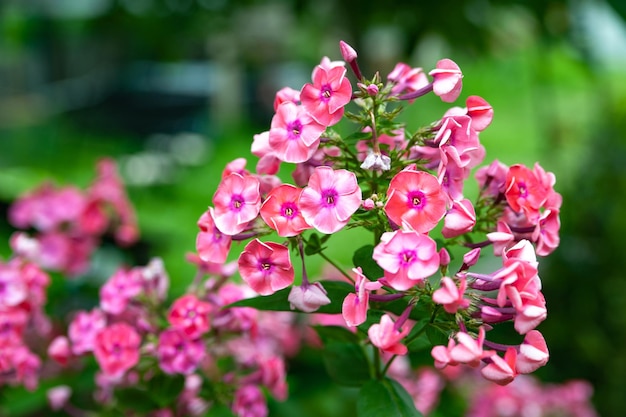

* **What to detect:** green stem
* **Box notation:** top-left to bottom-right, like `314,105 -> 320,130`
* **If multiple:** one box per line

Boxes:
317,250 -> 354,284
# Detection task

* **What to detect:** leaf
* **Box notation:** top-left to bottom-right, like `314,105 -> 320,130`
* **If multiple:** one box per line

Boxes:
313,325 -> 360,344
352,245 -> 384,280
115,387 -> 160,412
147,372 -> 185,407
305,232 -> 326,255
322,341 -> 371,386
227,281 -> 353,314
204,404 -> 236,417
426,324 -> 450,346
357,378 -> 423,417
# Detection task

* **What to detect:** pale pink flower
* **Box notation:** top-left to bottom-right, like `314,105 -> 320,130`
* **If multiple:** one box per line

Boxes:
251,131 -> 281,175
0,263 -> 28,309
384,170 -> 447,233
481,348 -> 518,385
514,294 -> 547,335
288,282 -> 331,313
434,115 -> 484,170
449,327 -> 487,367
442,198 -> 476,238
533,209 -> 561,256
516,330 -> 549,374
300,63 -> 352,127
68,308 -> 107,355
466,95 -> 494,131
432,276 -> 470,314
299,166 -> 362,234
168,294 -> 213,339
157,328 -> 206,375
373,229 -> 440,291
273,86 -> 300,111
260,184 -> 312,237
342,267 -> 383,327
47,385 -> 72,411
238,239 -> 294,295
269,102 -> 325,163
48,336 -> 71,366
487,221 -> 516,256
475,159 -> 509,198
232,384 -> 268,417
212,172 -> 261,236
196,207 -> 232,264
431,338 -> 458,369
387,63 -> 429,97
93,322 -> 141,378
368,314 -> 411,355
429,59 -> 463,102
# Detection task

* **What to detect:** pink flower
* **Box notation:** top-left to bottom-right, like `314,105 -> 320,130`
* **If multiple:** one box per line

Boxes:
157,328 -> 206,375
387,63 -> 429,97
516,330 -> 549,374
48,336 -> 71,366
431,338 -> 458,369
504,164 -> 549,221
212,172 -> 261,236
442,198 -> 476,238
196,207 -> 232,264
68,308 -> 107,355
299,166 -> 362,234
251,131 -> 281,175
481,348 -> 518,385
260,184 -> 312,237
269,102 -> 325,163
475,159 -> 509,198
533,209 -> 561,256
432,276 -> 470,314
273,86 -> 300,111
342,267 -> 383,327
449,327 -> 487,367
514,294 -> 547,335
384,170 -> 447,233
47,385 -> 72,411
434,115 -> 483,170
288,282 -> 331,313
93,322 -> 141,378
238,239 -> 294,295
0,263 -> 28,309
300,63 -> 352,127
429,59 -> 463,102
368,314 -> 411,355
373,229 -> 440,291
168,294 -> 213,339
100,268 -> 142,315
232,385 -> 268,417
466,95 -> 494,131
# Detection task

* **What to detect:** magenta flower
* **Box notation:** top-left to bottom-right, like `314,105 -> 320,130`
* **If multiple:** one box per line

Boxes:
373,229 -> 440,291
442,198 -> 476,238
260,184 -> 312,237
384,170 -> 447,234
212,172 -> 261,236
157,328 -> 206,375
68,308 -> 107,355
368,314 -> 411,355
93,322 -> 141,378
167,294 -> 213,339
300,64 -> 352,127
232,384 -> 268,417
269,102 -> 325,163
429,58 -> 463,102
99,268 -> 142,315
299,166 -> 362,234
196,207 -> 232,264
387,62 -> 429,98
238,239 -> 294,295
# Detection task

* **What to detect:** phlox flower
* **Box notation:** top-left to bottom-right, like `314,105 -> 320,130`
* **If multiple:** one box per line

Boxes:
232,384 -> 268,417
300,63 -> 352,127
514,293 -> 547,335
251,131 -> 281,175
299,166 -> 362,234
273,86 -> 300,111
260,184 -> 312,237
429,58 -> 463,102
47,385 -> 72,411
431,338 -> 458,369
342,267 -> 383,327
373,229 -> 440,290
269,102 -> 325,163
48,336 -> 70,366
368,314 -> 411,355
99,268 -> 142,315
449,327 -> 487,367
466,95 -> 494,131
238,239 -> 294,295
435,115 -> 484,171
533,208 -> 561,257
442,198 -> 476,238
0,263 -> 27,309
516,330 -> 549,374
387,63 -> 429,98
93,322 -> 141,379
481,348 -> 518,385
432,276 -> 470,314
196,207 -> 232,264
504,164 -> 549,222
68,308 -> 107,355
212,172 -> 261,236
384,170 -> 447,234
475,159 -> 509,198
288,282 -> 331,313
167,294 -> 213,339
157,328 -> 206,375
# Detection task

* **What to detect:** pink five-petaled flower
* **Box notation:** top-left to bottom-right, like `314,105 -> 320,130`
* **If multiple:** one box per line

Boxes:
368,314 -> 411,355
196,207 -> 232,264
481,348 -> 518,385
167,294 -> 213,339
269,102 -> 325,163
68,308 -> 107,355
429,59 -> 463,102
93,322 -> 141,379
212,172 -> 261,236
373,229 -> 440,291
516,330 -> 549,374
342,267 -> 383,327
238,239 -> 294,295
157,327 -> 206,375
442,198 -> 476,238
299,166 -> 362,234
384,170 -> 447,234
300,63 -> 352,127
432,276 -> 470,314
504,164 -> 548,222
260,184 -> 312,237
449,327 -> 487,367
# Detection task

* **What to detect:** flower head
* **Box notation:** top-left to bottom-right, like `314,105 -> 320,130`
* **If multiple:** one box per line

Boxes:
238,239 -> 294,295
212,173 -> 261,236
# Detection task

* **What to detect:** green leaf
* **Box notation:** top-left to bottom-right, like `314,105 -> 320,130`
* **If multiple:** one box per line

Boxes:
357,377 -> 423,417
352,245 -> 384,280
204,404 -> 236,417
426,324 -> 450,346
115,387 -> 160,412
147,373 -> 185,407
305,232 -> 326,255
314,325 -> 360,344
322,341 -> 371,386
227,281 -> 353,314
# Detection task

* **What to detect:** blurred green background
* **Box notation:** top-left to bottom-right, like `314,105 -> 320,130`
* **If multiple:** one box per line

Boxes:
1,0 -> 626,416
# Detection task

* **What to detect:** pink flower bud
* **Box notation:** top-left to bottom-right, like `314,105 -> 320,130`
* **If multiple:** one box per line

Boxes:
288,282 -> 331,313
339,40 -> 357,62
48,336 -> 71,366
362,198 -> 376,210
429,59 -> 463,102
463,248 -> 481,268
439,248 -> 451,266
47,385 -> 72,411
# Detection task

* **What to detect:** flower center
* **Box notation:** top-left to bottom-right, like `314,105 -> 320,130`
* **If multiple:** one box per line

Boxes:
259,260 -> 273,273
321,189 -> 338,208
287,120 -> 303,140
400,250 -> 415,266
320,85 -> 332,102
407,191 -> 426,209
518,182 -> 528,198
281,202 -> 298,219
230,194 -> 244,211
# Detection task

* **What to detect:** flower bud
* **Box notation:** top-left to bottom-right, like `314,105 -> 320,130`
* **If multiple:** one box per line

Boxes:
288,282 -> 331,313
